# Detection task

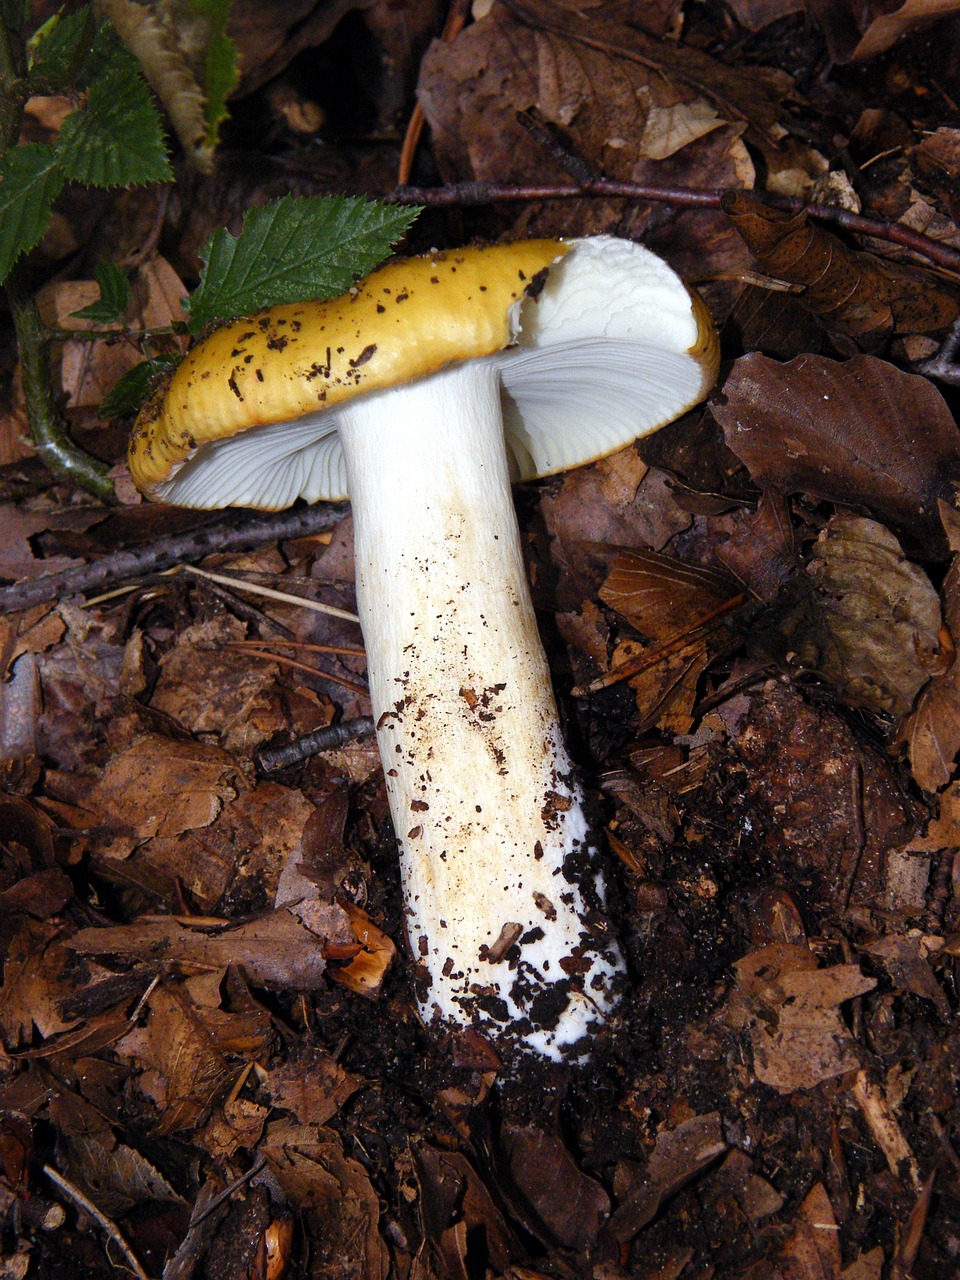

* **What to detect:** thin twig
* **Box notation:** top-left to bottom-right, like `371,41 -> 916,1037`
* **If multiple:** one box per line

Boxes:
388,181 -> 960,274
182,565 -> 359,622
255,715 -> 376,772
186,1156 -> 268,1230
239,644 -> 368,695
0,503 -> 345,615
43,1164 -> 149,1280
228,639 -> 366,657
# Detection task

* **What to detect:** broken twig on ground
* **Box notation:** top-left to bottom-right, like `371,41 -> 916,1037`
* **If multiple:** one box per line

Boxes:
389,182 -> 960,273
0,503 -> 344,615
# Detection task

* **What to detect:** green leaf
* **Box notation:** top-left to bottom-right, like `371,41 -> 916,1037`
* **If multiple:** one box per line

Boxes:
71,260 -> 131,323
100,355 -> 177,418
184,195 -> 421,330
186,0 -> 238,150
27,6 -> 96,90
0,144 -> 65,285
54,38 -> 173,188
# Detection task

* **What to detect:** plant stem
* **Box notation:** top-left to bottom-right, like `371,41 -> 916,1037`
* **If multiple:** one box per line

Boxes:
2,11 -> 117,502
5,263 -> 116,503
0,13 -> 26,150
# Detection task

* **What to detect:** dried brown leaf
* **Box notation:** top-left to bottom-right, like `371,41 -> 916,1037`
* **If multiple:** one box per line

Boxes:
84,733 -> 245,858
69,905 -> 350,991
0,921 -> 81,1047
63,1135 -> 184,1217
197,1097 -> 268,1161
865,934 -> 950,1015
713,353 -> 960,557
539,464 -> 692,607
608,1112 -> 726,1242
840,0 -> 960,62
418,2 -> 757,242
502,0 -> 792,149
262,1121 -> 390,1279
413,1143 -> 519,1276
725,0 -> 805,32
327,902 -> 397,999
774,515 -> 942,717
151,615 -> 289,756
36,256 -> 187,410
599,548 -> 743,644
841,1248 -> 885,1280
723,190 -> 959,348
717,488 -> 797,604
727,942 -> 875,1092
500,1124 -> 611,1252
113,982 -> 237,1136
776,1182 -> 842,1279
267,1046 -> 361,1127
899,518 -> 960,790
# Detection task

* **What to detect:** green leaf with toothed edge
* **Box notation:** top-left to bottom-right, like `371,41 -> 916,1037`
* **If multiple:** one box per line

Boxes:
54,28 -> 173,189
183,194 -> 422,331
0,144 -> 65,286
100,355 -> 178,418
71,260 -> 131,324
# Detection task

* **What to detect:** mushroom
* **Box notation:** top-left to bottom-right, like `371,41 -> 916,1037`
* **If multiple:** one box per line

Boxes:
128,235 -> 719,1060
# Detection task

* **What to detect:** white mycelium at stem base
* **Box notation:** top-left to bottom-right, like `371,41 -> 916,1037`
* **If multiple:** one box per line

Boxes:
336,362 -> 623,1058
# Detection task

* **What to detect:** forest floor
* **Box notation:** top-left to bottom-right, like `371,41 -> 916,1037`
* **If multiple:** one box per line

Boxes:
2,2 -> 960,1277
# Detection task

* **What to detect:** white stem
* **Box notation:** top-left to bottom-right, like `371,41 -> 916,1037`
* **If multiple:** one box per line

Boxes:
336,360 -> 623,1059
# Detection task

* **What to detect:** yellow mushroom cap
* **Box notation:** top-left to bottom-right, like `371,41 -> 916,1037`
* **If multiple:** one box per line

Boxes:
128,239 -> 566,496
128,235 -> 719,507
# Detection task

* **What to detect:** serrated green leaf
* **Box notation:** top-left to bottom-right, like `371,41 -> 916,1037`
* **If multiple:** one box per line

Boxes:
0,144 -> 65,285
201,25 -> 237,148
71,260 -> 130,323
27,6 -> 96,90
180,0 -> 237,149
100,355 -> 177,418
184,195 -> 421,330
54,40 -> 173,188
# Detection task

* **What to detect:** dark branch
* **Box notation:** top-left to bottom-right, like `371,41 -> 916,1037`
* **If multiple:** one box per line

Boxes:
0,503 -> 345,615
389,181 -> 960,274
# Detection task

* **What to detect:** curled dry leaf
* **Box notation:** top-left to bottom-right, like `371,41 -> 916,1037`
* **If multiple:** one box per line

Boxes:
723,190 -> 959,349
771,514 -> 942,717
327,902 -> 396,999
713,352 -> 960,557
